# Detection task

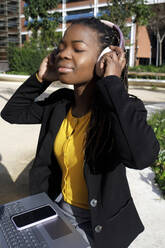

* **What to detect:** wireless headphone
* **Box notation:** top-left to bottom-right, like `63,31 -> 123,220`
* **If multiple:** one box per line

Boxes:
97,20 -> 125,62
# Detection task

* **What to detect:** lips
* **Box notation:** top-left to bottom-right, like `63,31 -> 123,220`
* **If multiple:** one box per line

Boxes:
57,64 -> 74,73
58,67 -> 73,73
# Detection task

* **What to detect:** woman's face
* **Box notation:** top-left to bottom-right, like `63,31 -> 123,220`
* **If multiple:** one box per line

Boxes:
56,24 -> 100,85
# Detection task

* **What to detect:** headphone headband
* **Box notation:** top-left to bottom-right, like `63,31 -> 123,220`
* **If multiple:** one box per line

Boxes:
100,20 -> 125,49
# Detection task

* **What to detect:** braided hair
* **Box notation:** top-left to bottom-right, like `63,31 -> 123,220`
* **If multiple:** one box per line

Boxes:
70,17 -> 128,173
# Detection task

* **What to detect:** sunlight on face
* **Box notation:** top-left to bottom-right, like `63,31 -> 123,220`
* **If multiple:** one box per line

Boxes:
56,24 -> 100,85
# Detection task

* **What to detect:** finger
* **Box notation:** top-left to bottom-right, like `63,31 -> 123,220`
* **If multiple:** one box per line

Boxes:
121,58 -> 126,70
119,57 -> 126,67
110,45 -> 124,56
101,53 -> 114,68
110,45 -> 123,52
110,51 -> 118,62
100,60 -> 104,69
96,58 -> 105,77
119,51 -> 126,69
41,56 -> 49,67
119,51 -> 125,61
48,53 -> 55,66
100,56 -> 106,69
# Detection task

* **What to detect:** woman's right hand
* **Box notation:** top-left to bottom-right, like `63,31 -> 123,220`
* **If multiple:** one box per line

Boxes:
37,49 -> 59,83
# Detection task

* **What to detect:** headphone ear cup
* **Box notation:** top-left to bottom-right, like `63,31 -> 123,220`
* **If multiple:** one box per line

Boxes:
97,47 -> 111,63
96,47 -> 111,77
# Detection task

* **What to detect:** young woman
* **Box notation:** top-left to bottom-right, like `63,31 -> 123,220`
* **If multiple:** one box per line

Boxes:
1,18 -> 159,248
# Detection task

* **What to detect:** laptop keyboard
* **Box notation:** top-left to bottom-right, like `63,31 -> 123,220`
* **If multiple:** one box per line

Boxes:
0,202 -> 49,248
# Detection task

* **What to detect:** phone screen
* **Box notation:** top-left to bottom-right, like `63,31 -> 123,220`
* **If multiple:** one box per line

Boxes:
11,205 -> 57,230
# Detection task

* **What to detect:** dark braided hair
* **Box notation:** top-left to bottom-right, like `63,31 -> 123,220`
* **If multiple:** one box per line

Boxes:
70,17 -> 128,174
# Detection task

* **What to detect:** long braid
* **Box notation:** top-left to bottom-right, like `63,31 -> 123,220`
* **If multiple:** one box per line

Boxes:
70,17 -> 128,173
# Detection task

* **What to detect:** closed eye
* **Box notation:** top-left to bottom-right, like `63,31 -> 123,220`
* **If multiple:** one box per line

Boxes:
74,49 -> 85,53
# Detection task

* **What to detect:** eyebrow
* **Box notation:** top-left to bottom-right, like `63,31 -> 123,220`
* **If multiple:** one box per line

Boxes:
72,40 -> 87,44
60,40 -> 87,45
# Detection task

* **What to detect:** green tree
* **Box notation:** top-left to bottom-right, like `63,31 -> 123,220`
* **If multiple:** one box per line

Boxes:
148,3 -> 165,66
24,0 -> 61,48
101,0 -> 153,64
8,40 -> 50,74
102,0 -> 152,37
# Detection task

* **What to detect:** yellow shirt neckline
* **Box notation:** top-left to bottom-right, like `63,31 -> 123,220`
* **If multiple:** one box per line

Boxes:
69,107 -> 91,120
54,107 -> 91,209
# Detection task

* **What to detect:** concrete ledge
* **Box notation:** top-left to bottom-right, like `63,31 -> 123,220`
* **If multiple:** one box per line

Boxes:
1,73 -> 165,88
0,73 -> 29,82
128,78 -> 165,88
0,74 -> 71,88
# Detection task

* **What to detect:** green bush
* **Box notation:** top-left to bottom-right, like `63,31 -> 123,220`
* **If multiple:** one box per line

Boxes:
128,65 -> 165,79
7,40 -> 52,75
148,110 -> 165,198
129,65 -> 165,73
6,71 -> 29,75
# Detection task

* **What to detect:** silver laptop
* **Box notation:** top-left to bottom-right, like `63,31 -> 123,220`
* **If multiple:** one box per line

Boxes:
0,192 -> 89,248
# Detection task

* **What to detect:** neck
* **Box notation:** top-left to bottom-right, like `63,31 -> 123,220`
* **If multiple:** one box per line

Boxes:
72,81 -> 94,117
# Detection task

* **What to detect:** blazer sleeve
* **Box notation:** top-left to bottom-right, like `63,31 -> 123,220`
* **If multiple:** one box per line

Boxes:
1,73 -> 52,124
96,75 -> 160,170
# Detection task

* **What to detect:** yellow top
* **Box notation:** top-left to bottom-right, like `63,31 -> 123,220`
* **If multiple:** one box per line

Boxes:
54,108 -> 91,209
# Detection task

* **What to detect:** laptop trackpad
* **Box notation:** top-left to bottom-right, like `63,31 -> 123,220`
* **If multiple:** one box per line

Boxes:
43,217 -> 72,240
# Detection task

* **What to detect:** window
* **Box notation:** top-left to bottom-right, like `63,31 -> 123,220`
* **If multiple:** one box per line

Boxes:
0,20 -> 6,31
0,5 -> 5,15
67,9 -> 92,15
21,34 -> 26,44
66,12 -> 94,22
66,0 -> 82,2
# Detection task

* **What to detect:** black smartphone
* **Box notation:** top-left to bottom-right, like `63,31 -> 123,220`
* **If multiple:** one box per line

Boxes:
11,205 -> 57,230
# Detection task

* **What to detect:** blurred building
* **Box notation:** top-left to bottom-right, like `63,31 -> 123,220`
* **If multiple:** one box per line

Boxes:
0,0 -> 21,71
0,0 -> 165,71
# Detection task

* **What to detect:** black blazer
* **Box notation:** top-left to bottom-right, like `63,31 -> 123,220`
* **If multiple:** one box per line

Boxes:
1,73 -> 159,248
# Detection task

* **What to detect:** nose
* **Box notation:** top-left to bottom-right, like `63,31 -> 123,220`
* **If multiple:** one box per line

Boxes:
58,47 -> 72,60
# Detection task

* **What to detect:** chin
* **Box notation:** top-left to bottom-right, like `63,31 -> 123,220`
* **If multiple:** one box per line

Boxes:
58,75 -> 79,85
58,74 -> 74,85
59,78 -> 75,85
58,74 -> 93,86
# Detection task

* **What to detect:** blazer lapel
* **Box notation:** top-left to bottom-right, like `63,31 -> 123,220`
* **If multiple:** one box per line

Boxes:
48,100 -> 71,139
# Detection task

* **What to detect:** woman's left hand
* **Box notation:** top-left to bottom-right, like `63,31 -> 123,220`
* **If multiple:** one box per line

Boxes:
96,46 -> 126,78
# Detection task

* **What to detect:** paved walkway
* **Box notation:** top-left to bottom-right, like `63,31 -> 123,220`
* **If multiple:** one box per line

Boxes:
129,86 -> 165,118
0,81 -> 165,247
